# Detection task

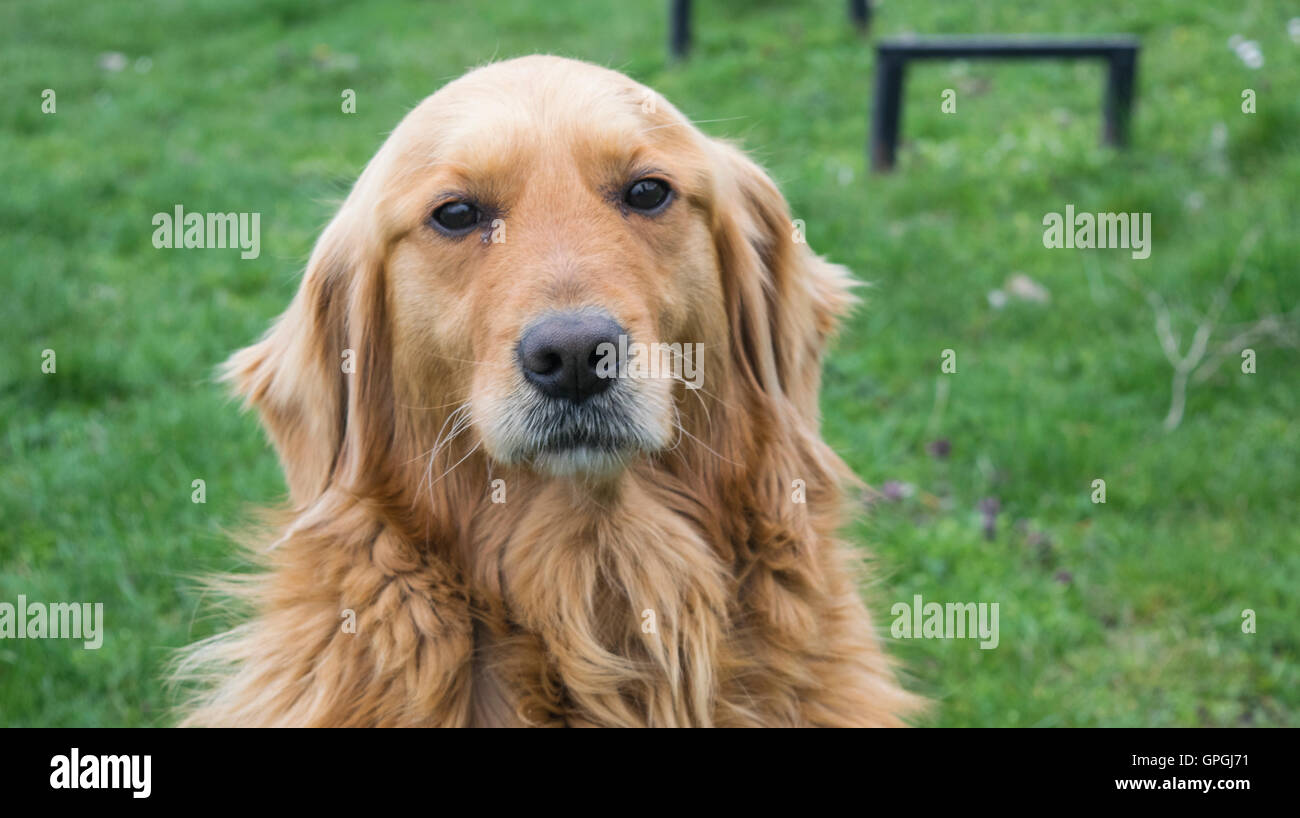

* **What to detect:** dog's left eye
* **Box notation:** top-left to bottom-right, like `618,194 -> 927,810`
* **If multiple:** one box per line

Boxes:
624,178 -> 672,212
429,201 -> 481,234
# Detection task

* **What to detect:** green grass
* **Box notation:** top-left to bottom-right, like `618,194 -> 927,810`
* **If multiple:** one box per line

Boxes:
2,0 -> 1296,726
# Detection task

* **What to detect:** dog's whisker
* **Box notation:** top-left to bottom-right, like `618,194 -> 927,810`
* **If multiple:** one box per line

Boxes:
429,438 -> 482,488
652,345 -> 737,413
415,403 -> 475,515
641,115 -> 750,135
399,396 -> 473,411
406,402 -> 473,466
659,373 -> 715,428
421,352 -> 509,367
660,404 -> 691,469
670,419 -> 738,467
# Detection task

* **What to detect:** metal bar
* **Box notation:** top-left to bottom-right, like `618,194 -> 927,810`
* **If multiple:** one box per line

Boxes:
877,35 -> 1140,60
1102,46 -> 1137,146
849,0 -> 871,32
870,51 -> 905,172
669,0 -> 692,60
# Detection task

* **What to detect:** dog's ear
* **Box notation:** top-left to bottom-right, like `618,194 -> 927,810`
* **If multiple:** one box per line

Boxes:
708,140 -> 857,421
705,140 -> 864,625
222,197 -> 395,506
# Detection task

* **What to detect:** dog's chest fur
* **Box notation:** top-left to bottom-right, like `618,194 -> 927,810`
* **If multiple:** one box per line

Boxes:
180,465 -> 916,726
463,474 -> 735,727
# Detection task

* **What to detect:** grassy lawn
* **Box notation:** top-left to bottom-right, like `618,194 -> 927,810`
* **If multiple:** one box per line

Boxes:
2,0 -> 1296,726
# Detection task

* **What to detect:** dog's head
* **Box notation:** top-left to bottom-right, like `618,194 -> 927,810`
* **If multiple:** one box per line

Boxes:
227,56 -> 854,509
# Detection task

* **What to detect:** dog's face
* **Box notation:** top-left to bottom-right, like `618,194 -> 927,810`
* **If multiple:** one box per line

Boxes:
228,56 -> 853,503
380,58 -> 723,476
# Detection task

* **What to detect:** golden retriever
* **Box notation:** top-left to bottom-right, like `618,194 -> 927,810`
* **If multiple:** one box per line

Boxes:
178,55 -> 919,726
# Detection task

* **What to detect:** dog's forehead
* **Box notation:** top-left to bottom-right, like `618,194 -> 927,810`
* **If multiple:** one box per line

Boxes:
394,57 -> 700,169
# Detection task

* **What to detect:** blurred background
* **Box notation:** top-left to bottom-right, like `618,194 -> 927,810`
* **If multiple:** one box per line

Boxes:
1,0 -> 1296,726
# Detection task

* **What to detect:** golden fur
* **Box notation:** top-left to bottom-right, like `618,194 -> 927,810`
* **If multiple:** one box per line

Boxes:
176,56 -> 920,726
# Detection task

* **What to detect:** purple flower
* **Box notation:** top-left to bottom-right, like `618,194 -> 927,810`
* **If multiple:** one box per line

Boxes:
926,438 -> 951,459
881,481 -> 915,502
979,497 -> 1000,540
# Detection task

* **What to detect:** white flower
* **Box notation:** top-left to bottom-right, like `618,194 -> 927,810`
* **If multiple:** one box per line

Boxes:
1006,273 -> 1050,304
1210,122 -> 1228,151
97,52 -> 128,72
1232,39 -> 1263,69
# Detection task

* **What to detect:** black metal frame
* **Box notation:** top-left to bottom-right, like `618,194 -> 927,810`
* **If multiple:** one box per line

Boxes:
670,0 -> 872,60
870,36 -> 1139,171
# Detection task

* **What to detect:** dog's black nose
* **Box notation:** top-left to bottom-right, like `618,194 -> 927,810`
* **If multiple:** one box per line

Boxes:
518,312 -> 625,404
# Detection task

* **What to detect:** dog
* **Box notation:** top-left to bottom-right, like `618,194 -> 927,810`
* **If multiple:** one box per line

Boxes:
177,55 -> 920,726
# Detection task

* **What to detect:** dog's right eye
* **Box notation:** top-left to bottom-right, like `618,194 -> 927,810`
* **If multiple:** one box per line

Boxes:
429,201 -> 481,234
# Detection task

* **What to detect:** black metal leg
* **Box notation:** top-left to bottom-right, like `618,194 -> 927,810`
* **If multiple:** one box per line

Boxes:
849,0 -> 871,32
1102,48 -> 1137,147
870,53 -> 904,171
670,0 -> 692,60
